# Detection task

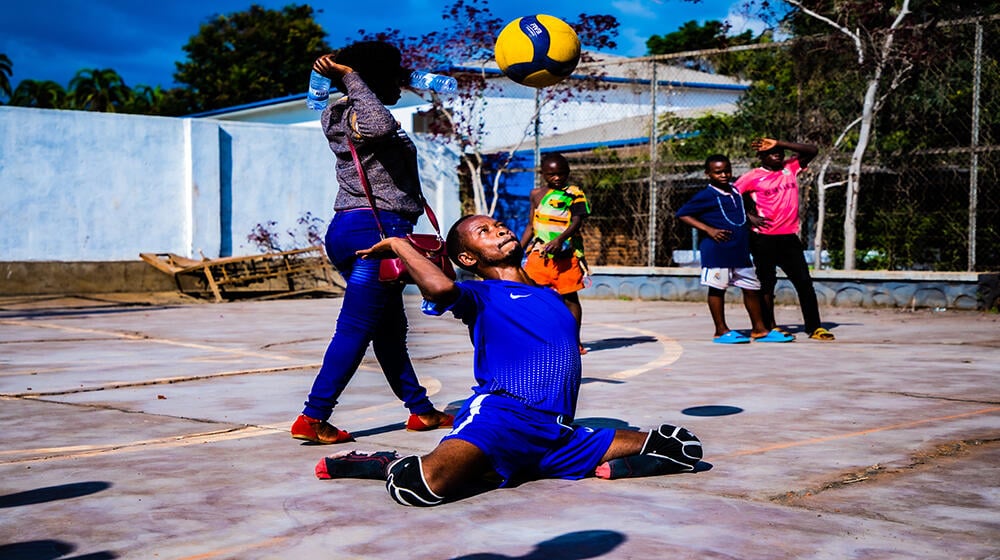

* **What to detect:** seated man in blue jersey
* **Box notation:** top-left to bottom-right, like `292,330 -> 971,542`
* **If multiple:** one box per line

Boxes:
313,214 -> 703,506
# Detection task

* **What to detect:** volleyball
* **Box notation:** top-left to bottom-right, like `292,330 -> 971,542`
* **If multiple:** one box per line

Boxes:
494,14 -> 581,88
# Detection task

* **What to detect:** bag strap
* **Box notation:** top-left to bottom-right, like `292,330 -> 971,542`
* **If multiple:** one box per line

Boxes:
421,199 -> 443,236
346,137 -> 443,240
347,137 -> 388,240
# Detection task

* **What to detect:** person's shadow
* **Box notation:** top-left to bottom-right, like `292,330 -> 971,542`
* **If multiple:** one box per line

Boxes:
778,321 -> 843,335
583,336 -> 657,353
0,482 -> 118,559
0,540 -> 116,560
0,481 -> 111,508
449,530 -> 626,560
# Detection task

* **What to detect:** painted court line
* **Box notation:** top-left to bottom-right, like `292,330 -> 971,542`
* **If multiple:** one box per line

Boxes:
7,363 -> 320,397
1,377 -> 446,463
723,406 -> 1000,458
591,322 -> 684,380
0,425 -> 275,465
0,319 -> 299,362
177,537 -> 291,560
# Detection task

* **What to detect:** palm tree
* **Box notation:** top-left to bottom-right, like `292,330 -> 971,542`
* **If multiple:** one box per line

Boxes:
0,54 -> 13,101
123,84 -> 164,114
8,79 -> 67,109
69,68 -> 131,112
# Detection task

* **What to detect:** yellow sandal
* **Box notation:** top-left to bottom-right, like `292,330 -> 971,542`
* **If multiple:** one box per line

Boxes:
809,327 -> 835,341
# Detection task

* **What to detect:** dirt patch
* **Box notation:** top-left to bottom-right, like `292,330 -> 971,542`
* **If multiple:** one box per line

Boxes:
771,437 -> 999,505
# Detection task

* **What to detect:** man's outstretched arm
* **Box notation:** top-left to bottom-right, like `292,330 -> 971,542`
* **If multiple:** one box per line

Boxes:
356,237 -> 460,306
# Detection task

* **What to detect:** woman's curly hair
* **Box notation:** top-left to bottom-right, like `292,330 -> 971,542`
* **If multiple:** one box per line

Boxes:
331,41 -> 404,94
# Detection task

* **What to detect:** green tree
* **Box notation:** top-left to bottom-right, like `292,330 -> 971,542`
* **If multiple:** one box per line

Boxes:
122,84 -> 164,114
69,68 -> 132,112
154,87 -> 201,116
0,53 -> 12,102
174,3 -> 331,112
647,20 -> 754,54
8,79 -> 67,108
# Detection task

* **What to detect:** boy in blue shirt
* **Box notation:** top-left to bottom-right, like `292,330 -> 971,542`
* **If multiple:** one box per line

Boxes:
677,154 -> 794,344
311,214 -> 703,506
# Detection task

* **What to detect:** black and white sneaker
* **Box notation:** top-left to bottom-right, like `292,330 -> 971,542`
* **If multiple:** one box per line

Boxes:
315,450 -> 399,480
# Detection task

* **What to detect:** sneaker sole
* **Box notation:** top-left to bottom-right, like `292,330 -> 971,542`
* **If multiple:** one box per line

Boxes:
405,425 -> 452,432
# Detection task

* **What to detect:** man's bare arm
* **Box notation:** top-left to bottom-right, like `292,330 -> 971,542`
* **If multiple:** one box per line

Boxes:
357,238 -> 460,306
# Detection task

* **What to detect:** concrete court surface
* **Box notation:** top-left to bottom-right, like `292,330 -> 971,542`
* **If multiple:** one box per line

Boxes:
0,293 -> 997,560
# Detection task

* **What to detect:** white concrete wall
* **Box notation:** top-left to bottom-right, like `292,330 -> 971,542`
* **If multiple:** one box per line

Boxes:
0,106 -> 460,262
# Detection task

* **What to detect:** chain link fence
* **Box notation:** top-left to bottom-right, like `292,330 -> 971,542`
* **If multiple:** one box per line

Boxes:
490,15 -> 999,272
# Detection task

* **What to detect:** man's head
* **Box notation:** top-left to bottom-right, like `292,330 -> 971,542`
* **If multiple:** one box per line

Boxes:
540,153 -> 571,191
756,146 -> 786,171
704,154 -> 732,189
333,41 -> 407,105
446,215 -> 523,273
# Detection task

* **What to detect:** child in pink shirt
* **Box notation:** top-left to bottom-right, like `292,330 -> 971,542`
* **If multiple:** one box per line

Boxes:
734,157 -> 803,236
734,137 -> 835,341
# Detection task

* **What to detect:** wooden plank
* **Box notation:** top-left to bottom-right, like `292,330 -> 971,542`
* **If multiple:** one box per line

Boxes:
140,246 -> 340,301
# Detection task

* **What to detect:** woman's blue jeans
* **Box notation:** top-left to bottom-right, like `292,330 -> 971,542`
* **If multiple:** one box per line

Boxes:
302,209 -> 434,421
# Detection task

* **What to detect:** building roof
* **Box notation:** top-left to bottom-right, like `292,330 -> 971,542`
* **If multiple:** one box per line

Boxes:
451,51 -> 750,91
497,103 -> 738,155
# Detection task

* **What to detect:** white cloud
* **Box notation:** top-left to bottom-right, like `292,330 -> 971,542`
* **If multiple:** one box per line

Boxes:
724,0 -> 794,38
725,9 -> 771,37
611,0 -> 659,19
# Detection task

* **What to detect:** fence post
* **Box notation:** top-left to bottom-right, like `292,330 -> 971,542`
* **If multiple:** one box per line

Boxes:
647,61 -> 659,267
534,88 -> 542,189
968,18 -> 983,272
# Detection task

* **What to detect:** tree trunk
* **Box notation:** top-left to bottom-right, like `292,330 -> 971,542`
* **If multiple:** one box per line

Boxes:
842,75 -> 881,270
814,174 -> 827,267
464,156 -> 486,216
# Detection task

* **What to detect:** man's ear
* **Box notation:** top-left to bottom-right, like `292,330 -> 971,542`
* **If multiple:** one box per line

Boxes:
457,250 -> 477,269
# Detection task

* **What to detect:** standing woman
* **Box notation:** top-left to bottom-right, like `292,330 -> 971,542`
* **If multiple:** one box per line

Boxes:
291,41 -> 453,444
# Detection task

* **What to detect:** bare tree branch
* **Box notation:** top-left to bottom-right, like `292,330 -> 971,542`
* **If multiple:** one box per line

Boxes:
784,0 -> 865,63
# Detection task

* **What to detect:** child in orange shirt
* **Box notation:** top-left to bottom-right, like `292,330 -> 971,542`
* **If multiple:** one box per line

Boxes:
520,153 -> 590,353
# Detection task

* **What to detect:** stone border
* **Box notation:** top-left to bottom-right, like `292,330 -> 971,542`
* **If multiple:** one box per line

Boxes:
584,266 -> 998,311
2,261 -> 996,311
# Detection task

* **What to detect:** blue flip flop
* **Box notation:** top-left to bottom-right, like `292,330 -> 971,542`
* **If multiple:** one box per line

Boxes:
753,329 -> 795,343
713,331 -> 751,344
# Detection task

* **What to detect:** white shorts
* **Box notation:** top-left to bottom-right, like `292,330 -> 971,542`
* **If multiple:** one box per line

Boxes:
700,267 -> 761,291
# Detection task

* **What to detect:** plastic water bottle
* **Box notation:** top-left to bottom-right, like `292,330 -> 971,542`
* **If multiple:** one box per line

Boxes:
307,69 -> 455,109
408,70 -> 457,93
306,70 -> 331,110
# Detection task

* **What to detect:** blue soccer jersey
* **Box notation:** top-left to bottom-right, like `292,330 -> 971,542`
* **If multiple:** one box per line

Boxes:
423,280 -> 581,417
676,185 -> 753,269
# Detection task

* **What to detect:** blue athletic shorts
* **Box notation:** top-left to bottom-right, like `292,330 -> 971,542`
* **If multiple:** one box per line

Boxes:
441,393 -> 616,486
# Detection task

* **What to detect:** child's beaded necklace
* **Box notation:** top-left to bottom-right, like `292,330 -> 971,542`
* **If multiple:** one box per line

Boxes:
713,185 -> 746,227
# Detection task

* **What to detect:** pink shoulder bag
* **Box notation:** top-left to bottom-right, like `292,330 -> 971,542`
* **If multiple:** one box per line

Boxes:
347,138 -> 456,284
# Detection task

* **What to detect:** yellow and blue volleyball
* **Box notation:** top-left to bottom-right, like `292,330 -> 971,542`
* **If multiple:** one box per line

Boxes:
494,14 -> 581,88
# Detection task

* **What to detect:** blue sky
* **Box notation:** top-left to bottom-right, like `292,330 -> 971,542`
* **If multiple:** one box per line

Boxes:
1,0 -> 768,89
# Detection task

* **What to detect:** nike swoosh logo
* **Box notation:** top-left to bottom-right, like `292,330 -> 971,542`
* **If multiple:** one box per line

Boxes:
509,293 -> 531,300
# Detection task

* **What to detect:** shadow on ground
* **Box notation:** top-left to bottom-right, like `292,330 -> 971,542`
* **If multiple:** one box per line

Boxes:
450,529 -> 626,560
